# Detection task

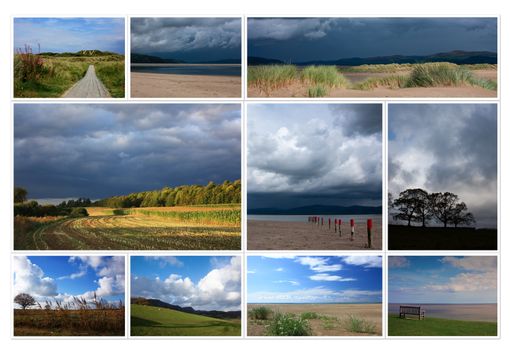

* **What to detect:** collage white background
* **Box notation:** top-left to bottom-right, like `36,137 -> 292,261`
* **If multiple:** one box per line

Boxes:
1,0 -> 509,348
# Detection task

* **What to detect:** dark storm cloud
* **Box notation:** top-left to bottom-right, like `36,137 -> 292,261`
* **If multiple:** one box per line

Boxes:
131,17 -> 241,61
247,104 -> 382,208
14,104 -> 241,200
248,17 -> 497,61
388,104 -> 497,228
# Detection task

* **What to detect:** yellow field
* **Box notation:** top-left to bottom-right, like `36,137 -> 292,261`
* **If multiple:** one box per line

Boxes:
14,205 -> 241,250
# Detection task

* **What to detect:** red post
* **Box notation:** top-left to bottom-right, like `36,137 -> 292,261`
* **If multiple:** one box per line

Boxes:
334,219 -> 337,233
338,219 -> 342,236
350,219 -> 355,241
328,218 -> 331,230
321,217 -> 324,226
367,219 -> 373,248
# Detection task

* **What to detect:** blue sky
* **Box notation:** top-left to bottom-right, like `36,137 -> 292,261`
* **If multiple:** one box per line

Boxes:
13,256 -> 125,308
247,256 -> 382,304
131,256 -> 241,311
14,18 -> 125,54
388,256 -> 497,304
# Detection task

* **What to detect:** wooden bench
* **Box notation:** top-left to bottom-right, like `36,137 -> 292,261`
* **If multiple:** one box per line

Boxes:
399,305 -> 425,320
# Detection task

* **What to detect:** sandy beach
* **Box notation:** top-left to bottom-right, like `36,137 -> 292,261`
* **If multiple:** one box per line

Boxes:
247,218 -> 382,250
248,303 -> 382,336
248,69 -> 497,98
131,72 -> 241,97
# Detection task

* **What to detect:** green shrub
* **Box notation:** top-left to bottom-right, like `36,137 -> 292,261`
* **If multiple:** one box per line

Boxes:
266,312 -> 312,336
248,65 -> 298,94
248,306 -> 272,320
69,207 -> 89,218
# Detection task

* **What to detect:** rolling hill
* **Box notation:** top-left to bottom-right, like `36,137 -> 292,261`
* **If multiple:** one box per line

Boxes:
130,304 -> 241,336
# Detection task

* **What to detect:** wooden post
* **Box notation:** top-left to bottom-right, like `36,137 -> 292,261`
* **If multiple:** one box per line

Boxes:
328,218 -> 331,230
334,219 -> 337,233
321,217 -> 324,227
367,219 -> 373,248
350,219 -> 354,241
338,219 -> 342,237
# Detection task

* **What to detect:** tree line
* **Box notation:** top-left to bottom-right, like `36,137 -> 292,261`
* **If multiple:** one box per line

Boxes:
94,180 -> 241,208
389,188 -> 475,228
14,180 -> 240,217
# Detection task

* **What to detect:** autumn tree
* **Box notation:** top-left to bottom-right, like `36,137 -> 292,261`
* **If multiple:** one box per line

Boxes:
14,293 -> 35,310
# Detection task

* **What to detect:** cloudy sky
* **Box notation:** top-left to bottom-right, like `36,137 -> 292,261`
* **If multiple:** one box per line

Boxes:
131,256 -> 241,311
14,18 -> 125,54
248,18 -> 497,61
248,255 -> 382,304
131,18 -> 241,62
388,104 -> 497,228
248,104 -> 382,209
14,104 -> 241,202
388,256 -> 497,304
13,255 -> 125,308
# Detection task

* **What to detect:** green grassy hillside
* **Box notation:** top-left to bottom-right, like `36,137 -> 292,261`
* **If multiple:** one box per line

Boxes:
388,315 -> 497,336
130,304 -> 241,336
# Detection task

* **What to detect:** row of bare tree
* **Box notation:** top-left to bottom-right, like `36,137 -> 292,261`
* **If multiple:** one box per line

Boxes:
389,189 -> 475,228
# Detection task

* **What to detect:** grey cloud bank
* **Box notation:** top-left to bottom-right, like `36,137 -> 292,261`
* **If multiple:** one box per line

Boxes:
14,104 -> 241,200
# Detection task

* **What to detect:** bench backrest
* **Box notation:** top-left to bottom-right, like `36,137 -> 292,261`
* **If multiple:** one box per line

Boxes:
399,305 -> 421,314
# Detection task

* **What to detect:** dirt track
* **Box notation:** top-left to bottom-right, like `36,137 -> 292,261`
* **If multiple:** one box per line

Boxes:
62,65 -> 111,98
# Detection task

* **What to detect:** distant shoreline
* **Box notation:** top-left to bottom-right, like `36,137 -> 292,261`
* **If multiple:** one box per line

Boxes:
131,63 -> 241,67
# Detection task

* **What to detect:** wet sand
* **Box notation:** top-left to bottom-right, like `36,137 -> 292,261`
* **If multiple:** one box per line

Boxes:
248,303 -> 382,336
248,218 -> 382,250
131,72 -> 241,97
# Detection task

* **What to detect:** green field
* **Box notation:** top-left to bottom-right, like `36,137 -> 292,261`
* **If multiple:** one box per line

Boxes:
131,304 -> 241,336
14,53 -> 125,98
14,205 -> 241,250
388,315 -> 497,336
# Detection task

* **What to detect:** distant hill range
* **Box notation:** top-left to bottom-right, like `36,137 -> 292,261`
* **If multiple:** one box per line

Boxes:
39,49 -> 123,57
131,52 -> 241,64
248,50 -> 497,66
131,297 -> 241,319
248,204 -> 382,215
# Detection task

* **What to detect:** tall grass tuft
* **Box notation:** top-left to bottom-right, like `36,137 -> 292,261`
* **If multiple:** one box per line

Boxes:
266,312 -> 313,336
406,63 -> 472,87
249,306 -> 272,320
301,65 -> 348,88
248,65 -> 298,95
344,315 -> 377,334
14,44 -> 45,83
307,84 -> 328,97
353,75 -> 408,90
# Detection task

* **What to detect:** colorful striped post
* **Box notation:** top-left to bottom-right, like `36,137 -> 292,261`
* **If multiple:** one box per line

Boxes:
350,219 -> 355,241
367,219 -> 373,248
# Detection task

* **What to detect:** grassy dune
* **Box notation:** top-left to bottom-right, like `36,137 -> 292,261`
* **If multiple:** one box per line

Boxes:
131,304 -> 241,336
14,205 -> 241,250
14,54 -> 125,97
388,315 -> 497,336
248,62 -> 497,97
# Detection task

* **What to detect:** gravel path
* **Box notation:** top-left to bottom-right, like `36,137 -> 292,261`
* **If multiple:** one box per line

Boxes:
62,65 -> 111,98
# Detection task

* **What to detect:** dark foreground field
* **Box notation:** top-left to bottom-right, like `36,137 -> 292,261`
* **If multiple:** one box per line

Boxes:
131,304 -> 241,336
388,314 -> 497,336
14,309 -> 125,336
388,225 -> 497,250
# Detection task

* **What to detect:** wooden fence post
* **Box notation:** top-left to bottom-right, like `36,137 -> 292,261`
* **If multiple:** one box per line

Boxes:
350,219 -> 355,241
367,218 -> 373,248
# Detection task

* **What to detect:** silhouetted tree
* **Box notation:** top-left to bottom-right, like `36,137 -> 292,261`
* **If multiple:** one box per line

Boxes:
449,202 -> 476,228
393,189 -> 426,226
14,187 -> 28,203
430,192 -> 460,228
413,189 -> 434,227
14,293 -> 35,310
388,193 -> 394,209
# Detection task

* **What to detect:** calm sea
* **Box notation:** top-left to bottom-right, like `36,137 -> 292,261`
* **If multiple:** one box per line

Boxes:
388,303 -> 497,322
247,214 -> 381,222
131,64 -> 241,76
